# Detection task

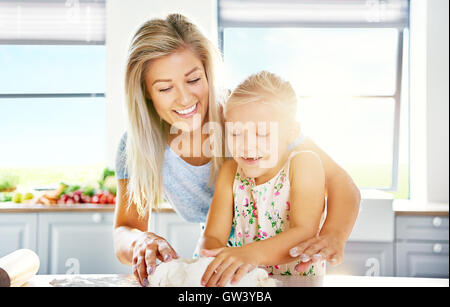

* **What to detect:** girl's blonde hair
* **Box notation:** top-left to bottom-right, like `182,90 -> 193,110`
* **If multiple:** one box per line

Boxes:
125,13 -> 225,217
225,71 -> 297,119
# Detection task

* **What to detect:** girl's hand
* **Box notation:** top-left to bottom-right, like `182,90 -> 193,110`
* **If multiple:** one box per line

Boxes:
200,247 -> 258,287
132,232 -> 179,287
289,233 -> 346,270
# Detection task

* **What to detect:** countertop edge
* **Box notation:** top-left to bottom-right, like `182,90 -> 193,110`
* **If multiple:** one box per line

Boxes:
395,211 -> 449,216
23,274 -> 449,287
393,200 -> 449,216
0,203 -> 176,213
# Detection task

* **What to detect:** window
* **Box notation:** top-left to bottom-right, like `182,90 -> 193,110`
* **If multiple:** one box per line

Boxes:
219,0 -> 410,198
0,0 -> 106,188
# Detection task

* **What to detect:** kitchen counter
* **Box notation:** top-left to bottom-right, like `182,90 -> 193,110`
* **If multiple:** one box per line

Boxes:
394,200 -> 449,216
0,202 -> 175,213
2,201 -> 447,215
22,274 -> 449,287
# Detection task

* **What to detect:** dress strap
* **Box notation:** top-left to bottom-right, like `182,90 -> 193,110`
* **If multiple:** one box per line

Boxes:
288,132 -> 306,151
285,150 -> 305,178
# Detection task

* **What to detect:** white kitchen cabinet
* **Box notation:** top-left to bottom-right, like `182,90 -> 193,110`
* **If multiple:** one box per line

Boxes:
0,213 -> 38,257
395,215 -> 449,278
326,242 -> 395,277
2,209 -> 448,278
152,212 -> 202,259
38,212 -> 130,274
396,242 -> 449,278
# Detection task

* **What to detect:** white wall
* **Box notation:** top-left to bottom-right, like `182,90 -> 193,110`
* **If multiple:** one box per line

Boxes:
410,0 -> 449,205
409,0 -> 428,203
426,0 -> 449,203
105,0 -> 218,167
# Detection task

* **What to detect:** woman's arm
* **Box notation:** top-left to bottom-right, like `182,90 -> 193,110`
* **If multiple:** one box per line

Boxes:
114,179 -> 178,286
198,159 -> 237,252
291,137 -> 361,265
113,179 -> 148,264
201,152 -> 326,286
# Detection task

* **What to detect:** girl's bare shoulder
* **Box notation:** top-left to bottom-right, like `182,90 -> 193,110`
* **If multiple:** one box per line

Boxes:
289,151 -> 324,181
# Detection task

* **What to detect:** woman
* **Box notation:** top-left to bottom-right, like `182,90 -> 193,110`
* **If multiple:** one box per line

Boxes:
113,14 -> 360,287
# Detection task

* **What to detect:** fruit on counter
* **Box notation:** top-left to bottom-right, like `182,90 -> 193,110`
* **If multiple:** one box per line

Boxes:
12,193 -> 22,203
23,192 -> 34,201
90,190 -> 116,205
10,192 -> 34,204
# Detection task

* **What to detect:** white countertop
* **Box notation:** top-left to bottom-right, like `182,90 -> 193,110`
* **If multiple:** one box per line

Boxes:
393,200 -> 449,216
22,274 -> 449,287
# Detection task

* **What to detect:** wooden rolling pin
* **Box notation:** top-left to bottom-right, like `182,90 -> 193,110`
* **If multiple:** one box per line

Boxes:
0,249 -> 40,287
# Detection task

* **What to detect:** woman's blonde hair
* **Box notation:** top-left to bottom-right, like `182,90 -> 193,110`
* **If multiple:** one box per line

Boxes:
225,71 -> 297,119
125,14 -> 225,217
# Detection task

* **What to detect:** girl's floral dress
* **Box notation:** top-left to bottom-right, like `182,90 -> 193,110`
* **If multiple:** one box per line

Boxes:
231,151 -> 326,277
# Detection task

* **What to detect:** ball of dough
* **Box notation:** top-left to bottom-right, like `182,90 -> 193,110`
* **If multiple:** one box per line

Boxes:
147,257 -> 277,287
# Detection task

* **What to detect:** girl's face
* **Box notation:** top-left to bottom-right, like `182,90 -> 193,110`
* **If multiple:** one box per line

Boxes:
225,101 -> 297,179
144,48 -> 209,133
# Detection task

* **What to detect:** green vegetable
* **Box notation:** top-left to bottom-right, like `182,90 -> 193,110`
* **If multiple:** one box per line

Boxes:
59,183 -> 80,195
0,173 -> 19,192
57,183 -> 69,198
66,185 -> 81,193
102,176 -> 117,195
0,193 -> 13,202
101,168 -> 115,182
98,167 -> 116,195
83,186 -> 96,197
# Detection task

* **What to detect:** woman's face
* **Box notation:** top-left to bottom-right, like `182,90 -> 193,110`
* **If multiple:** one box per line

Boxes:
144,48 -> 209,133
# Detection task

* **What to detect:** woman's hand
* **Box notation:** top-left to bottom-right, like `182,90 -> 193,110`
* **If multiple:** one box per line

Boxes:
131,232 -> 179,287
200,247 -> 258,287
289,233 -> 346,271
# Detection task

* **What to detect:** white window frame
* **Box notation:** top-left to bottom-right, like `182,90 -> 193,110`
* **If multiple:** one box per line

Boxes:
0,0 -> 106,169
0,0 -> 106,99
218,0 -> 410,193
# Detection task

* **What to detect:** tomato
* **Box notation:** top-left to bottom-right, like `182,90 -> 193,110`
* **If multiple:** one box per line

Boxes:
106,194 -> 115,204
99,194 -> 108,204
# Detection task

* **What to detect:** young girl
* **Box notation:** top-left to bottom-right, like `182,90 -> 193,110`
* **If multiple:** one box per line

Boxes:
199,71 -> 327,287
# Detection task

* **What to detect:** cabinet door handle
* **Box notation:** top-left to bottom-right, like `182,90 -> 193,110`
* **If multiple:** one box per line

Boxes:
432,217 -> 442,228
92,213 -> 103,223
433,243 -> 442,254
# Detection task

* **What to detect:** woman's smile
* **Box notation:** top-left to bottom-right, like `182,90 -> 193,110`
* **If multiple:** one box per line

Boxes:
173,102 -> 200,118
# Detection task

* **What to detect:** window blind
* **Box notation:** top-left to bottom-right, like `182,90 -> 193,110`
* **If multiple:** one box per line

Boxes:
219,0 -> 409,28
0,0 -> 105,44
